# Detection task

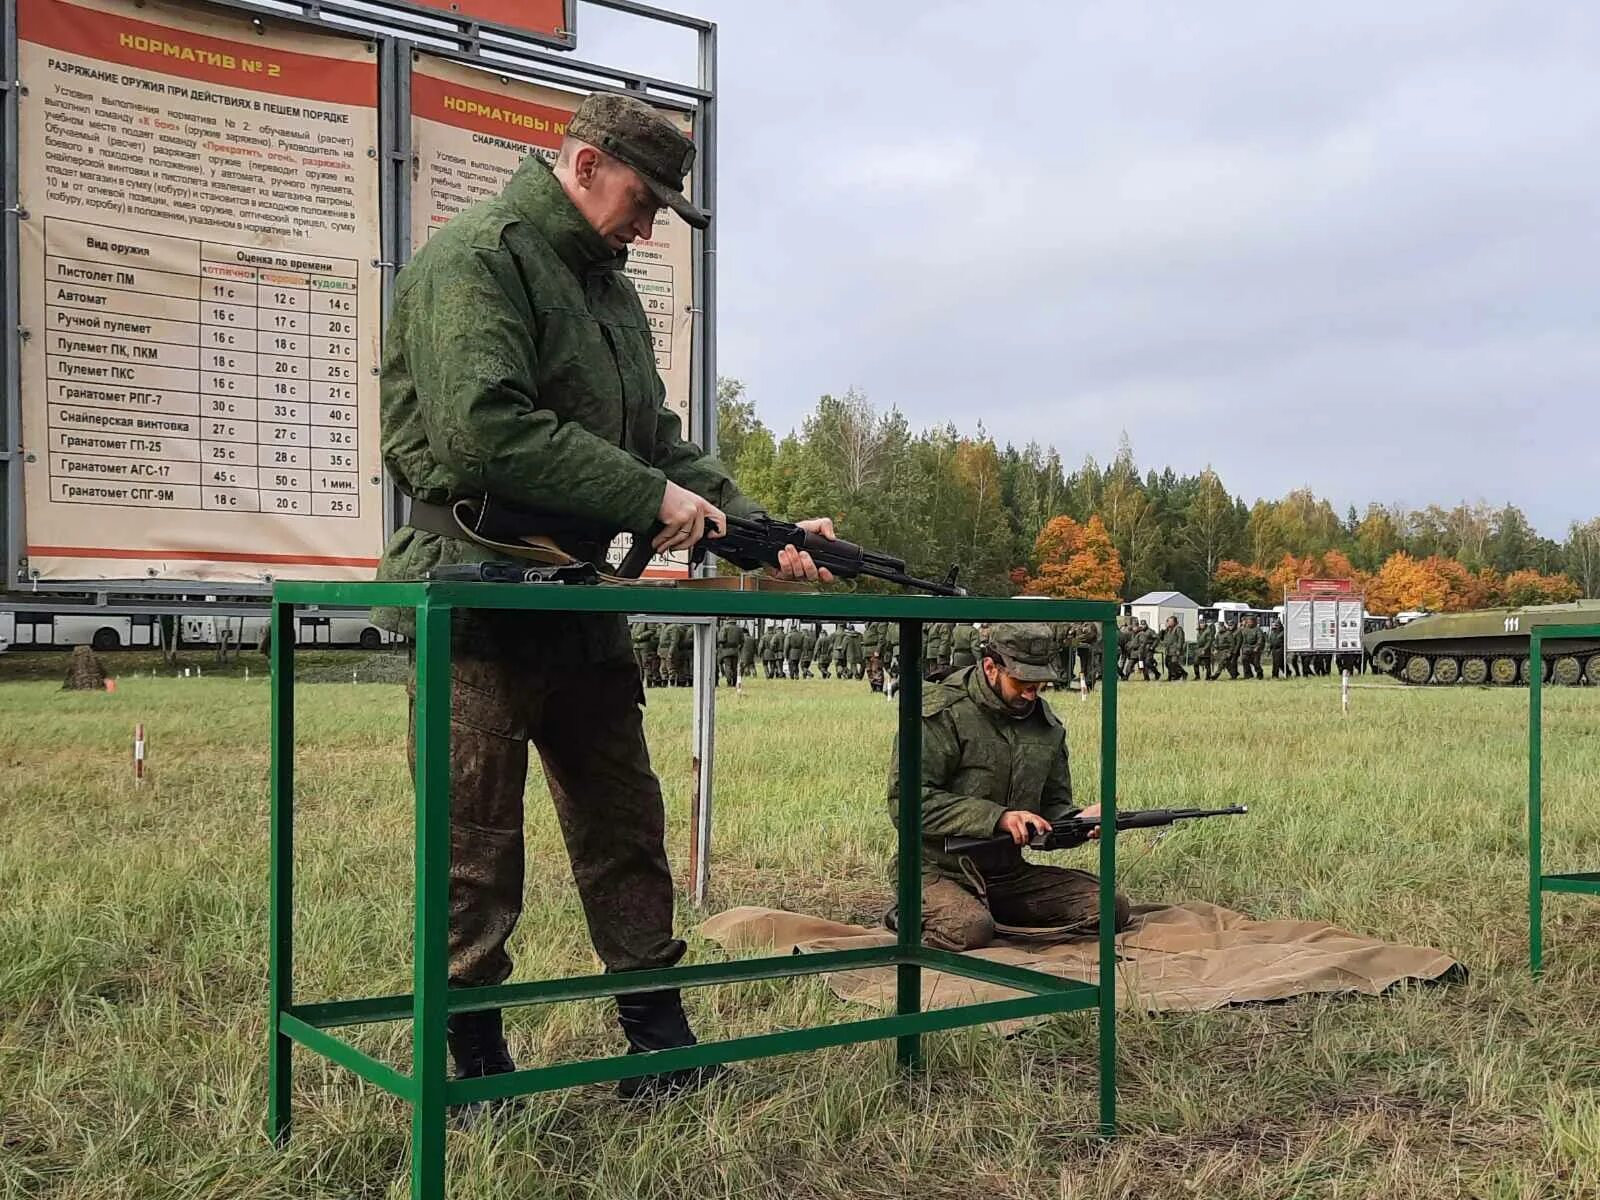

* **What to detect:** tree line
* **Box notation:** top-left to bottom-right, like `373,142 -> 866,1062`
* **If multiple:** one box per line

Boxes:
715,381 -> 1600,612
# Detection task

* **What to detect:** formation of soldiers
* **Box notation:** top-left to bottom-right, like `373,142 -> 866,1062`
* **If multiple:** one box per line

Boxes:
629,612 -> 1368,691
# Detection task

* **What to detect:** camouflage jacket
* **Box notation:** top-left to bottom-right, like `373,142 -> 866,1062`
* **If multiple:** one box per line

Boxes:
1160,625 -> 1186,657
815,631 -> 834,661
1196,624 -> 1215,653
373,155 -> 759,650
630,622 -> 658,651
784,630 -> 806,657
950,624 -> 978,662
716,623 -> 743,658
1214,626 -> 1239,656
1239,625 -> 1263,653
888,665 -> 1076,881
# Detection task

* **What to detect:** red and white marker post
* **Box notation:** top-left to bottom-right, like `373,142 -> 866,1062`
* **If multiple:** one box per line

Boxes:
133,723 -> 146,786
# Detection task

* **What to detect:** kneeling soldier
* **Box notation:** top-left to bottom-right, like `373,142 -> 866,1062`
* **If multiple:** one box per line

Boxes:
887,623 -> 1131,951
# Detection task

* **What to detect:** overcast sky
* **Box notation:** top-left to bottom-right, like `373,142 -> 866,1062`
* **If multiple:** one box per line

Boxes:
576,1 -> 1599,538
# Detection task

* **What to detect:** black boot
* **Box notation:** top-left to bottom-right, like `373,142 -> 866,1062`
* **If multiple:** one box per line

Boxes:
615,988 -> 729,1103
447,1009 -> 519,1126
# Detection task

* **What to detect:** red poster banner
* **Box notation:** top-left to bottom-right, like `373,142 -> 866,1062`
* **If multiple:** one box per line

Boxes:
412,0 -> 568,40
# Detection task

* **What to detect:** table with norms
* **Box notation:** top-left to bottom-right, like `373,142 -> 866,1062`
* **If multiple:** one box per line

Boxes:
267,581 -> 1122,1199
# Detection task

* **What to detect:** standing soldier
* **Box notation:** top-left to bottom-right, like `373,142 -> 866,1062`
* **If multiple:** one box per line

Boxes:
1213,619 -> 1239,680
927,622 -> 955,677
1194,616 -> 1214,680
1115,619 -> 1133,680
832,625 -> 850,678
862,620 -> 884,679
674,621 -> 695,686
739,620 -> 759,681
1160,615 -> 1187,681
950,622 -> 979,670
1268,618 -> 1286,679
716,620 -> 742,687
815,625 -> 835,679
1237,616 -> 1264,680
885,622 -> 901,684
784,622 -> 806,680
766,624 -> 783,678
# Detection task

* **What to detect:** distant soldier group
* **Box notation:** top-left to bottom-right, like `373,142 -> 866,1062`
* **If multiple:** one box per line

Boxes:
628,610 -> 1377,693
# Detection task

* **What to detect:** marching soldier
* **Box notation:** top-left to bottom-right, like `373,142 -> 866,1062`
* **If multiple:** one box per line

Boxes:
844,624 -> 865,678
631,620 -> 659,688
1160,615 -> 1187,681
1268,618 -> 1286,679
832,625 -> 850,678
716,620 -> 743,687
1213,619 -> 1239,680
1238,615 -> 1264,680
784,622 -> 806,680
950,623 -> 979,670
800,622 -> 818,678
739,621 -> 759,681
815,625 -> 835,679
1194,616 -> 1214,680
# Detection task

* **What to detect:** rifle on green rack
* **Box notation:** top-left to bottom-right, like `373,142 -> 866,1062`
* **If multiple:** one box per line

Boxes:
620,514 -> 967,596
944,805 -> 1248,854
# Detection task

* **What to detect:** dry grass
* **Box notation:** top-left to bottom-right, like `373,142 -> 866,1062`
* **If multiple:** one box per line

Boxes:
2,656 -> 1599,1199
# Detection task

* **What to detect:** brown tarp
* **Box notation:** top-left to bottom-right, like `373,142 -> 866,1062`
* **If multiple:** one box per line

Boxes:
699,902 -> 1461,1032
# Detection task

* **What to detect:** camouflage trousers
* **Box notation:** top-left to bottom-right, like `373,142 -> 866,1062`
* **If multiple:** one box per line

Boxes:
718,655 -> 739,686
407,615 -> 681,986
920,863 -> 1131,952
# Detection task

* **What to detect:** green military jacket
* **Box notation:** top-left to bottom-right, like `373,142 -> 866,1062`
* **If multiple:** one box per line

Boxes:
887,665 -> 1075,881
800,628 -> 817,660
1160,625 -> 1185,658
784,630 -> 805,659
1196,624 -> 1214,654
716,623 -> 743,660
630,622 -> 658,652
1214,625 -> 1238,657
1268,626 -> 1284,652
657,624 -> 679,658
373,156 -> 760,649
1239,624 -> 1263,653
844,628 -> 864,657
763,631 -> 781,659
815,631 -> 834,662
739,629 -> 759,667
862,622 -> 884,654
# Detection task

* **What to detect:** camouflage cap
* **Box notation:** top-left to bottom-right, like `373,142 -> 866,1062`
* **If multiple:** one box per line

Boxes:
567,92 -> 708,229
986,622 -> 1060,683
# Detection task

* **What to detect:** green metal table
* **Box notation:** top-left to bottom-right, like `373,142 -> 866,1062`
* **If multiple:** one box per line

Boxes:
1528,621 -> 1600,973
268,581 -> 1121,1198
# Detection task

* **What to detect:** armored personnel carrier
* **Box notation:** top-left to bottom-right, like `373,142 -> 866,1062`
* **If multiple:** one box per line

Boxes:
1363,600 -> 1600,686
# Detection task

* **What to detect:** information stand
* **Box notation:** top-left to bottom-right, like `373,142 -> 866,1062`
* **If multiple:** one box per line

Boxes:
267,582 -> 1120,1199
1527,620 -> 1600,973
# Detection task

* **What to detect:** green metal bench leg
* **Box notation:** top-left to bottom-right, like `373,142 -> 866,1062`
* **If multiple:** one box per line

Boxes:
1529,630 -> 1543,975
412,602 -> 452,1198
268,601 -> 296,1145
1097,618 -> 1119,1136
895,620 -> 924,1069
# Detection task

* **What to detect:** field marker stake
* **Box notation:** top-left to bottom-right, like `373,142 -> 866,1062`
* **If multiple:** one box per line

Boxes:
133,723 -> 145,787
1342,670 -> 1350,716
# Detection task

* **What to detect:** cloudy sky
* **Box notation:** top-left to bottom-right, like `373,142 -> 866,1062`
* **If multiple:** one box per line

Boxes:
577,1 -> 1598,537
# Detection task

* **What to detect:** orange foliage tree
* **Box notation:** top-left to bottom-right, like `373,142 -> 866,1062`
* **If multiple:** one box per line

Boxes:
1366,552 -> 1491,613
1502,569 -> 1582,606
1022,514 -> 1125,599
1211,559 -> 1271,607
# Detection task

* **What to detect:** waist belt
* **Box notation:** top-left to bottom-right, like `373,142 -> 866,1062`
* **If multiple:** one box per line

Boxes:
406,497 -> 589,567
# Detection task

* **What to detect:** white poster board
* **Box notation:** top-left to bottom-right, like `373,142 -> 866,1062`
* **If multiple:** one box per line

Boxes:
1337,599 -> 1364,652
1311,599 -> 1339,652
1285,598 -> 1313,653
16,0 -> 384,581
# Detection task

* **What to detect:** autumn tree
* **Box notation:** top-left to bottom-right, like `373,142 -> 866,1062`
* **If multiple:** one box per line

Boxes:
1023,515 -> 1125,599
1211,560 -> 1271,607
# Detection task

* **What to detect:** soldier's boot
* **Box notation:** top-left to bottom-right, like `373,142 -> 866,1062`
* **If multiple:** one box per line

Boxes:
446,1009 -> 521,1127
615,988 -> 730,1103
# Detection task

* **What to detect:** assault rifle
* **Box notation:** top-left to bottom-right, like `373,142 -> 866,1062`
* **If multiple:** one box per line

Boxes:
944,805 -> 1248,854
621,514 -> 966,596
427,561 -> 600,585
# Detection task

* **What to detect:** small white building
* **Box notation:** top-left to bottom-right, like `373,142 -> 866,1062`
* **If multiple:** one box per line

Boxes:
1128,590 -> 1201,640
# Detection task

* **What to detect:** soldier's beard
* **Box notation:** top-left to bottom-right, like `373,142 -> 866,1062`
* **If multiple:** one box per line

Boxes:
984,666 -> 1037,718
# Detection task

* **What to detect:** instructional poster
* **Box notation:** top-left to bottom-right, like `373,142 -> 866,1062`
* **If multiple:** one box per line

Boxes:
16,0 -> 383,581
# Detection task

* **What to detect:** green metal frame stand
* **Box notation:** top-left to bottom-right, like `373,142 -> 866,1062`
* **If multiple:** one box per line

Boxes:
268,582 -> 1121,1199
1528,621 -> 1600,974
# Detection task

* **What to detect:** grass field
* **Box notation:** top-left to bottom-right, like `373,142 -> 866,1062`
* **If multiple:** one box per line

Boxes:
3,655 -> 1600,1199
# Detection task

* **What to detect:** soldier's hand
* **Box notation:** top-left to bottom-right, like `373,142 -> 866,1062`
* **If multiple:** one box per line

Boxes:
772,516 -> 837,583
1077,803 -> 1103,839
997,810 -> 1052,846
654,482 -> 724,554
